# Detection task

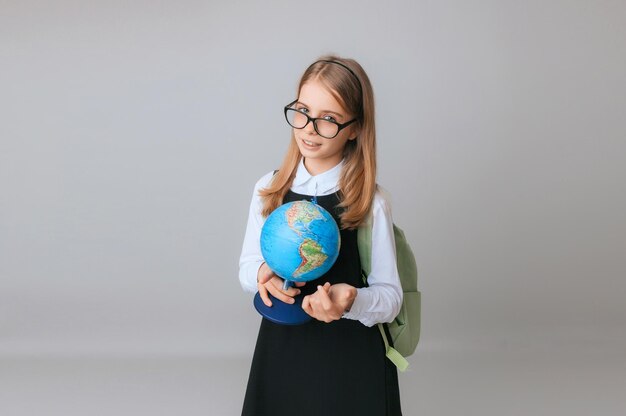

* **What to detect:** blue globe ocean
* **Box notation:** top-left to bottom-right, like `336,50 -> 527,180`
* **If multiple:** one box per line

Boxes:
260,200 -> 341,282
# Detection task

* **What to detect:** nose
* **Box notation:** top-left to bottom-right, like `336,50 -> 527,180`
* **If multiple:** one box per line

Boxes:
303,118 -> 318,135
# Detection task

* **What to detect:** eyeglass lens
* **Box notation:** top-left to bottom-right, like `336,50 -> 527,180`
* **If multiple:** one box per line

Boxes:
285,108 -> 339,138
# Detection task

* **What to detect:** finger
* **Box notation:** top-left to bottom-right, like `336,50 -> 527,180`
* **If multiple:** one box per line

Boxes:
302,296 -> 313,316
270,278 -> 301,297
270,277 -> 284,290
284,286 -> 301,297
294,281 -> 307,287
267,283 -> 295,304
258,284 -> 272,307
258,264 -> 274,285
317,285 -> 334,311
304,294 -> 319,315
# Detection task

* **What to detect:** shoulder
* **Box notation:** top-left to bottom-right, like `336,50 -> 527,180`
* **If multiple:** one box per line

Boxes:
252,170 -> 277,194
371,184 -> 393,216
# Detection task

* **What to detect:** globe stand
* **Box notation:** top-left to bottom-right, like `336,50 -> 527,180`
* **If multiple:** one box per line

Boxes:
253,280 -> 312,325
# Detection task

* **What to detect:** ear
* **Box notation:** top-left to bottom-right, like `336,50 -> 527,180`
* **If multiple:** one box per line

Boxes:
348,125 -> 361,141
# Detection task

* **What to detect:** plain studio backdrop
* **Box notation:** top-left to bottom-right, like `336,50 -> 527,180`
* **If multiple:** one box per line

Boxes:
1,1 -> 625,415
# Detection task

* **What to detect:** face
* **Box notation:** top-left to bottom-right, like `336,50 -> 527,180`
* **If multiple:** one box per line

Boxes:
292,79 -> 358,175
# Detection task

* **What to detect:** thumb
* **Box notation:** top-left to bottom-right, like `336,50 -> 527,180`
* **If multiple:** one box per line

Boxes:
257,263 -> 273,284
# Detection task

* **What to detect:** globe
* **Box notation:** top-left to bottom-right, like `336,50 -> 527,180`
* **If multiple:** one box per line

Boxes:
260,200 -> 341,283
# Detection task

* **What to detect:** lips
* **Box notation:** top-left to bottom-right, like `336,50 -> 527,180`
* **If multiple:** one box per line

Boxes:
301,138 -> 322,148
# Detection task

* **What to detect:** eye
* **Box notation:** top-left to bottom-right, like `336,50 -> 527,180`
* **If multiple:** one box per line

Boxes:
296,106 -> 309,114
323,115 -> 338,123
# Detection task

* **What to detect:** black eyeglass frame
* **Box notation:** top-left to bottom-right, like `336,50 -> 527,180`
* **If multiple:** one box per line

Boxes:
284,99 -> 358,139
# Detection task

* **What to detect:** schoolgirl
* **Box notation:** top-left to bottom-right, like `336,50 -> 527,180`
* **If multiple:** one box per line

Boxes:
239,55 -> 403,416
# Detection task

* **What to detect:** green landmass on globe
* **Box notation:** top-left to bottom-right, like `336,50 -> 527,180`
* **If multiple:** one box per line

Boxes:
286,202 -> 329,278
294,239 -> 328,277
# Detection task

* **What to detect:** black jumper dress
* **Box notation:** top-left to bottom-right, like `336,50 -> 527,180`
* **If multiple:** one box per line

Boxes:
242,190 -> 402,416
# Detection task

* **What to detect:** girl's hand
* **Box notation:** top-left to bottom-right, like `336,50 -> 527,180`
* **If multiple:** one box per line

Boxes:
257,262 -> 306,307
302,282 -> 357,323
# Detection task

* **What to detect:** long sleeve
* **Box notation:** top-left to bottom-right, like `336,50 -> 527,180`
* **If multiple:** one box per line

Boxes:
238,171 -> 275,294
341,188 -> 403,327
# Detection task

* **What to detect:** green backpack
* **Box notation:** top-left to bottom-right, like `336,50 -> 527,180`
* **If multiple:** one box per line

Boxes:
357,221 -> 421,372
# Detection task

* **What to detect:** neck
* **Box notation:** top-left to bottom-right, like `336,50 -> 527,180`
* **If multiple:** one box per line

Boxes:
303,156 -> 342,176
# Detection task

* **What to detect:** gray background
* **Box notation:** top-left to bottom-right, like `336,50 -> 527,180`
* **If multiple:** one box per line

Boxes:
1,0 -> 625,414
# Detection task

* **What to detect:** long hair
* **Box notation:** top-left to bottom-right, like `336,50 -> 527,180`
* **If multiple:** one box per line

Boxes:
259,55 -> 377,229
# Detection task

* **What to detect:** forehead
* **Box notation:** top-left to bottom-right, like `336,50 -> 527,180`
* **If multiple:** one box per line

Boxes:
298,80 -> 346,113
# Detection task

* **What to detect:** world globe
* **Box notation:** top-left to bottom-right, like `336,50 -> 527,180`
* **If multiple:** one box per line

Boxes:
260,200 -> 341,283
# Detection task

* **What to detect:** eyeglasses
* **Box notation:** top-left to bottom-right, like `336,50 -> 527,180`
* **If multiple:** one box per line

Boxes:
284,99 -> 358,139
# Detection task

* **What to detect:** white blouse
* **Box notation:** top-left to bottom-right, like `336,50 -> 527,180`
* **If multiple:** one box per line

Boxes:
238,159 -> 403,327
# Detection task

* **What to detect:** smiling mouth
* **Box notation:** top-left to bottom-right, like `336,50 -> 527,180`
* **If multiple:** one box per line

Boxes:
302,138 -> 321,147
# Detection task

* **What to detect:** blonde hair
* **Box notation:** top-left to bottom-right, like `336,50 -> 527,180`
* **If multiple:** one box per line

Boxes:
259,55 -> 377,229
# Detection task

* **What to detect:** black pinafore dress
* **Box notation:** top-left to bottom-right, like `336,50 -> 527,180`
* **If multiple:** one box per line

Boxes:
242,190 -> 402,416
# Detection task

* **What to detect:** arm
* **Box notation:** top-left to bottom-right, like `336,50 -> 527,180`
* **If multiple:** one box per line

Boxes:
341,188 -> 403,326
302,188 -> 403,326
238,172 -> 306,303
238,172 -> 274,293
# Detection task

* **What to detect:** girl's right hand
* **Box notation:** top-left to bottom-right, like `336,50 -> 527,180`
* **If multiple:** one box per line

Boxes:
257,262 -> 306,307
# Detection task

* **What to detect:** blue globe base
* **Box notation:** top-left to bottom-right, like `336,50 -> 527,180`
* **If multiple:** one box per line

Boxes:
253,292 -> 312,325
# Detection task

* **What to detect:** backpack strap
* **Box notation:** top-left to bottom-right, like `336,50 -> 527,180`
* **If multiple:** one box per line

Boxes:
358,216 -> 410,372
377,324 -> 410,372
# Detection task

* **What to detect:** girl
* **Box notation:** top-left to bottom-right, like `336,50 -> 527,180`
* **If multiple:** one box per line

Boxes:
238,55 -> 403,416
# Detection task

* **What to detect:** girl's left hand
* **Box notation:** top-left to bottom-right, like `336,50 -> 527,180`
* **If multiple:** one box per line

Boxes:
302,282 -> 357,323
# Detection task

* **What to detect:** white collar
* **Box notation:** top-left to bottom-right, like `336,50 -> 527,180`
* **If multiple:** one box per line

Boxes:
292,158 -> 344,196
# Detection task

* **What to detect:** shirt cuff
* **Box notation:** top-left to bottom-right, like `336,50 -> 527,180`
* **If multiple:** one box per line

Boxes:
240,260 -> 264,293
341,288 -> 376,327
